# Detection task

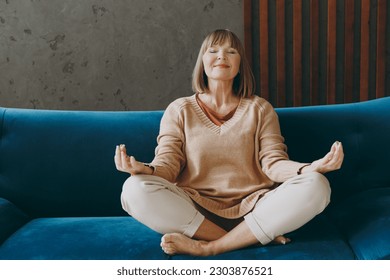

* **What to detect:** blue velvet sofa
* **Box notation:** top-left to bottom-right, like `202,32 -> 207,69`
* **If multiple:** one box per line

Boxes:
1,96 -> 390,260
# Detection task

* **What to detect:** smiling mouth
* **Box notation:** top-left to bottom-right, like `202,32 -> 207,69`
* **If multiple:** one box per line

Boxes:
214,64 -> 230,68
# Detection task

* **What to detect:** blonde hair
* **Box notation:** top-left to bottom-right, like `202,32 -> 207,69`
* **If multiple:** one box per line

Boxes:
192,29 -> 255,98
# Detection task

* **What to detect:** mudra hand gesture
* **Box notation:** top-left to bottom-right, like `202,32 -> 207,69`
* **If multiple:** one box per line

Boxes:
301,141 -> 344,174
114,144 -> 153,176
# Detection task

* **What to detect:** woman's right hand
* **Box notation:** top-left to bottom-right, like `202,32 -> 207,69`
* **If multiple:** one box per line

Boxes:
114,144 -> 153,176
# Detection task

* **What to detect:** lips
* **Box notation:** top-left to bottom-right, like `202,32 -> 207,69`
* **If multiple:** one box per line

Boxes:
214,64 -> 230,68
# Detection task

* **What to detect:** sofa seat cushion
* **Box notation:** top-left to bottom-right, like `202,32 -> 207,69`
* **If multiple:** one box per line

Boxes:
330,188 -> 390,260
173,215 -> 355,260
0,217 -> 165,260
0,215 -> 355,260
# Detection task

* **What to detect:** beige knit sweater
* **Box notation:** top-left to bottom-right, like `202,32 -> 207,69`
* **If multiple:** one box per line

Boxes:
151,94 -> 306,218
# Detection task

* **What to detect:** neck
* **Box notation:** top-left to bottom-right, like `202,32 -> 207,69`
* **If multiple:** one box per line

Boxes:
206,80 -> 236,106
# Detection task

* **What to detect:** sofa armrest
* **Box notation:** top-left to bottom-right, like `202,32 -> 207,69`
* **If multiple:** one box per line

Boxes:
0,198 -> 29,245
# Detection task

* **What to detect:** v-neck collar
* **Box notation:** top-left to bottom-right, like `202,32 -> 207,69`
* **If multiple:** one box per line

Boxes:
190,94 -> 247,134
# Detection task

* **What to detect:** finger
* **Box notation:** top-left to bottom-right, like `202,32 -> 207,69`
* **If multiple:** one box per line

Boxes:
120,150 -> 131,170
332,142 -> 344,161
333,141 -> 344,156
327,144 -> 344,170
114,146 -> 123,170
130,156 -> 135,164
129,156 -> 138,169
337,141 -> 344,155
334,144 -> 344,167
325,141 -> 341,163
339,146 -> 344,162
330,142 -> 338,154
130,156 -> 145,174
323,150 -> 334,163
323,141 -> 339,161
327,152 -> 340,167
120,144 -> 127,154
114,145 -> 119,160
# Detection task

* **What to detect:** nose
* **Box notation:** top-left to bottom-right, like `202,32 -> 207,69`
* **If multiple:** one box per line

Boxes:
218,54 -> 226,60
217,51 -> 226,60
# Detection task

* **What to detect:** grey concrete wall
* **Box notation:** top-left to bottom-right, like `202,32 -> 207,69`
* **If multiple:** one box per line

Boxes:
0,0 -> 243,111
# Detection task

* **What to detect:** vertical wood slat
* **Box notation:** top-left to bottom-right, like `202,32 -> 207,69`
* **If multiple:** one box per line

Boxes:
310,0 -> 319,105
376,0 -> 387,98
344,0 -> 355,103
259,0 -> 269,100
293,0 -> 302,106
327,0 -> 337,104
244,0 -> 388,107
360,0 -> 370,101
243,0 -> 253,70
276,0 -> 286,107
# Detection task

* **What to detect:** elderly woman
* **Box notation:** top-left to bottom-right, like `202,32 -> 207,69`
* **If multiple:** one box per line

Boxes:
114,29 -> 344,256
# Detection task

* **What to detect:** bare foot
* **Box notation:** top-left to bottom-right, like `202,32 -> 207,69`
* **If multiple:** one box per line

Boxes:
160,233 -> 290,256
160,233 -> 212,256
272,235 -> 291,245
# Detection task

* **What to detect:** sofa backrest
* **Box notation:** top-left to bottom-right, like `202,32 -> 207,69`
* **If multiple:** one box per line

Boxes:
276,96 -> 390,204
0,108 -> 163,217
1,97 -> 389,217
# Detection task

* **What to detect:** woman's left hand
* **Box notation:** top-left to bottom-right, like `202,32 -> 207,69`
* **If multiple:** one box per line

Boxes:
304,141 -> 344,174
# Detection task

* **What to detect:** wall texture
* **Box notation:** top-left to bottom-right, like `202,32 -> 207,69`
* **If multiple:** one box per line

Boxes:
0,0 -> 243,111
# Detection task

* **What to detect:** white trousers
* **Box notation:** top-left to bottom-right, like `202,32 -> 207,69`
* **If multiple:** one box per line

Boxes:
120,172 -> 331,245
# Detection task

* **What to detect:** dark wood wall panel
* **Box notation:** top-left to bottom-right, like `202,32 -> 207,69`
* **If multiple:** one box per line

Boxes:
344,0 -> 355,102
259,0 -> 270,100
360,0 -> 370,101
243,0 -> 390,107
327,0 -> 337,104
377,0 -> 387,98
310,0 -> 320,105
276,0 -> 286,107
293,0 -> 303,106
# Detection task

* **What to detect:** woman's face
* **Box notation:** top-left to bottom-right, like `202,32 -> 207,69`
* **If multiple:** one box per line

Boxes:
202,41 -> 241,83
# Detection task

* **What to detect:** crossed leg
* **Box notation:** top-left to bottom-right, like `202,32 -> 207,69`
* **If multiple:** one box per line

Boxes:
121,172 -> 330,256
161,172 -> 330,256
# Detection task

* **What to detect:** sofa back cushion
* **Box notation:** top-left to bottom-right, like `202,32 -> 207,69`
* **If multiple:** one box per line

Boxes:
276,97 -> 390,204
0,108 -> 162,217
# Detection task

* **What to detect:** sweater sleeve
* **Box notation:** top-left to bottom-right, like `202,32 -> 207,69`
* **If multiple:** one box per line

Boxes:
150,101 -> 186,183
258,101 -> 308,183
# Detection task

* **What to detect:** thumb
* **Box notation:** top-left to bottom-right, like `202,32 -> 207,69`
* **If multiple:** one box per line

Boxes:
129,156 -> 137,165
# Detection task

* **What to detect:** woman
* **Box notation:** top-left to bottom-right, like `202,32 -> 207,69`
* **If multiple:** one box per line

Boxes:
114,29 -> 344,256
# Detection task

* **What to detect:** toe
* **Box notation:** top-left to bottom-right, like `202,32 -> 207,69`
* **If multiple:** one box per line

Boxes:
161,233 -> 174,243
273,235 -> 291,245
